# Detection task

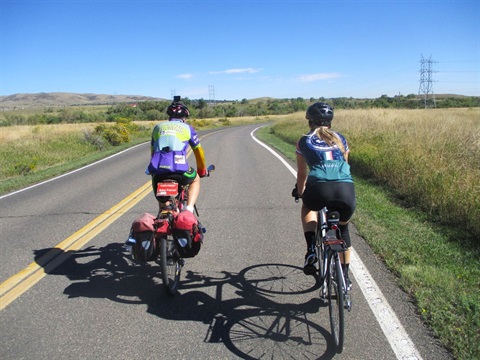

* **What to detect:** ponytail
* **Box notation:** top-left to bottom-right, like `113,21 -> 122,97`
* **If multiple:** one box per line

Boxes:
314,127 -> 346,156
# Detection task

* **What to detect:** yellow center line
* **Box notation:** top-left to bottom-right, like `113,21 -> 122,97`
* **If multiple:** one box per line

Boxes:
0,181 -> 152,311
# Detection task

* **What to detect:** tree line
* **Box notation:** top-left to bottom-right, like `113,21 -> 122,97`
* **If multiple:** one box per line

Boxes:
2,94 -> 479,126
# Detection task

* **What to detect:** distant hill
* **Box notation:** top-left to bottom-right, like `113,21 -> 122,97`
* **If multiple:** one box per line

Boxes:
1,92 -> 475,110
0,92 -> 166,109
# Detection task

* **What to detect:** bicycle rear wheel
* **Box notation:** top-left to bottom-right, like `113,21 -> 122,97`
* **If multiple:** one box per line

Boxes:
327,252 -> 345,353
159,236 -> 182,295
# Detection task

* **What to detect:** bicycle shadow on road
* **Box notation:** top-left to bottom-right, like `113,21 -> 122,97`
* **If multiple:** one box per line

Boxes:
148,265 -> 338,359
33,244 -> 339,359
33,243 -> 163,305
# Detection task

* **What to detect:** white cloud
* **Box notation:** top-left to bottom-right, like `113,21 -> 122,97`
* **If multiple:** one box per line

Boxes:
210,68 -> 262,75
176,73 -> 194,79
297,73 -> 343,82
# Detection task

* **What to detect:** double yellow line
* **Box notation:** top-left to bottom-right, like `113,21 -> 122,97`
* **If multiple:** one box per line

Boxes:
0,181 -> 152,311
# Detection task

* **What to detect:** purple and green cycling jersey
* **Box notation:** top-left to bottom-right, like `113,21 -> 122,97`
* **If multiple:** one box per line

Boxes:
147,119 -> 201,175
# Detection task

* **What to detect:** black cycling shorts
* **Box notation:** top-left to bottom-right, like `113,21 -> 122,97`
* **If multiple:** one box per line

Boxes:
151,167 -> 197,201
302,181 -> 356,222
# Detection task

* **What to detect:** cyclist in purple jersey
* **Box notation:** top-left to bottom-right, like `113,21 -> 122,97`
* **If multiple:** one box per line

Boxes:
294,102 -> 356,287
147,97 -> 207,214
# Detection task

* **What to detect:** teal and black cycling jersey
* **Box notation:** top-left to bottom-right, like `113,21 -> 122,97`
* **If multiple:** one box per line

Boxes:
296,130 -> 353,183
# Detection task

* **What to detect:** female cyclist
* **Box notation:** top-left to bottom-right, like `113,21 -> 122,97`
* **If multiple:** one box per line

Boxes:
295,102 -> 356,288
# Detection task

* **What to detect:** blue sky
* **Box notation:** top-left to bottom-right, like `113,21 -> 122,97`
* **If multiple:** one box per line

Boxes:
1,0 -> 479,100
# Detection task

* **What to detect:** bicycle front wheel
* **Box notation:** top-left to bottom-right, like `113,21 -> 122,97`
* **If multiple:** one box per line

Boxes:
159,236 -> 182,296
327,252 -> 345,353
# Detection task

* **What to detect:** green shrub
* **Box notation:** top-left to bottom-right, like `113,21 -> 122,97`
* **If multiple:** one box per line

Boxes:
189,118 -> 212,128
83,129 -> 106,150
101,124 -> 129,146
91,122 -> 131,146
218,118 -> 231,126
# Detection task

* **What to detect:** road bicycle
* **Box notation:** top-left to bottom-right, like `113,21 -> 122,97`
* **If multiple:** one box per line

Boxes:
294,194 -> 351,353
156,165 -> 215,295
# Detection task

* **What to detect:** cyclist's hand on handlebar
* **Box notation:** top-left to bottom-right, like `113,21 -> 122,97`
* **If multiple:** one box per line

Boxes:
292,183 -> 300,202
197,168 -> 208,178
198,165 -> 215,178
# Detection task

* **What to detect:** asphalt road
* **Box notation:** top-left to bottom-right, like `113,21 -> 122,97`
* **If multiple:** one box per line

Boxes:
0,124 -> 452,359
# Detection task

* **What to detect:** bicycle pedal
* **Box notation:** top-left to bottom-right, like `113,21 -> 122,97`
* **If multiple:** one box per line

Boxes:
320,287 -> 327,303
345,294 -> 352,311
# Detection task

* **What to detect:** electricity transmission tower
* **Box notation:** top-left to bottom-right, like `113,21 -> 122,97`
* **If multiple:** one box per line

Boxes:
208,85 -> 216,105
171,89 -> 176,100
418,54 -> 437,108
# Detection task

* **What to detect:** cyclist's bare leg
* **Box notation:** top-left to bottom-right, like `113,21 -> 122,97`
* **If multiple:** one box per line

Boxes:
186,174 -> 200,211
339,221 -> 351,265
301,203 -> 317,232
339,247 -> 351,264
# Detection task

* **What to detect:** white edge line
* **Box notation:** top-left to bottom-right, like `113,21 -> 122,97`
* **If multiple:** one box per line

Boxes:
251,126 -> 423,360
250,126 -> 297,177
0,142 -> 148,201
350,248 -> 422,360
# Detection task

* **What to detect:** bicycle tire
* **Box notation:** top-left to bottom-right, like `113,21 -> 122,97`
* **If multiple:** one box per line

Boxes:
327,251 -> 345,353
159,236 -> 182,296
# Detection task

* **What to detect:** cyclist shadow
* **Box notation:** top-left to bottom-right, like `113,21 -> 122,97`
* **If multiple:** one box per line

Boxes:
148,265 -> 338,359
33,243 -> 162,305
33,245 -> 338,359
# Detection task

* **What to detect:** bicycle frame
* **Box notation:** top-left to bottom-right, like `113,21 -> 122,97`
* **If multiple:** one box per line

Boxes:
316,207 -> 349,304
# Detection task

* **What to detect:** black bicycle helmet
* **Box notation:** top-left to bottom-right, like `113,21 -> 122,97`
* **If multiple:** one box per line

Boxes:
167,101 -> 190,119
306,102 -> 334,126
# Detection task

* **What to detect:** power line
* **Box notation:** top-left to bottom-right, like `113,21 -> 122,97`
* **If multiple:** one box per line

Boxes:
418,54 -> 437,108
208,85 -> 216,105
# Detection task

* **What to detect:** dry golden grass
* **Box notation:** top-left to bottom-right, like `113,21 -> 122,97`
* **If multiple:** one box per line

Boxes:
0,123 -> 99,143
0,115 -> 270,144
